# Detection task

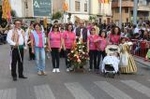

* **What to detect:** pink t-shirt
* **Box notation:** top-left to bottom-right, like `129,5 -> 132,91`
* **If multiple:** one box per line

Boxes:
88,35 -> 98,50
48,32 -> 61,48
63,31 -> 76,49
97,37 -> 107,51
109,33 -> 120,45
31,31 -> 43,48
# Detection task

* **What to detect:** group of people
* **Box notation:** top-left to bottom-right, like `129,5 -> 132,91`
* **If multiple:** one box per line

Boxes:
6,19 -> 139,81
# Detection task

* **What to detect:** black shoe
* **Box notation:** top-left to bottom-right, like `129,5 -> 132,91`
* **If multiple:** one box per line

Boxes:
13,77 -> 17,81
19,76 -> 27,79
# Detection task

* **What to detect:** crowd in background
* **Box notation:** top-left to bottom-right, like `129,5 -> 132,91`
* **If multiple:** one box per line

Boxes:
3,18 -> 150,77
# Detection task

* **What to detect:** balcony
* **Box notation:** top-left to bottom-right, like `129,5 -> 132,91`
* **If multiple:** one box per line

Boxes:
112,0 -> 134,8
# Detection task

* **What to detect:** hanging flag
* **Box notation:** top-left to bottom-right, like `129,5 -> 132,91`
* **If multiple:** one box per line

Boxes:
98,0 -> 104,3
2,0 -> 12,21
104,0 -> 109,3
43,17 -> 48,28
63,1 -> 68,12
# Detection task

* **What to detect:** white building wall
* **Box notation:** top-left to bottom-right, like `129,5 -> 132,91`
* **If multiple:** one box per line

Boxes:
10,0 -> 23,17
90,0 -> 99,15
65,0 -> 89,23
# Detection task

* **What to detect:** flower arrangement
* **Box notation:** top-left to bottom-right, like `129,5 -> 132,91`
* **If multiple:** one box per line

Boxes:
68,41 -> 89,69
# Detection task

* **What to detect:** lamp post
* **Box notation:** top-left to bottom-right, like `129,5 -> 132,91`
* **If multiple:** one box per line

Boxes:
119,0 -> 122,29
133,0 -> 138,25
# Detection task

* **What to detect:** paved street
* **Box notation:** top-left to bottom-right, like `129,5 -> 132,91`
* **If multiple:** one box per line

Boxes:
0,44 -> 150,99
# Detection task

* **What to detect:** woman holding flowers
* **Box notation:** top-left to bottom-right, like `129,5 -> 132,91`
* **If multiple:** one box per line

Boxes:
87,28 -> 99,71
48,24 -> 62,73
63,24 -> 76,72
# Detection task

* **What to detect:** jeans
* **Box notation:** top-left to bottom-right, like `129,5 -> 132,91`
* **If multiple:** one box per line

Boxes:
34,47 -> 46,72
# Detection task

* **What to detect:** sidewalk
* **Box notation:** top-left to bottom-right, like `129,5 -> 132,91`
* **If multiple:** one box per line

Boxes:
134,55 -> 150,67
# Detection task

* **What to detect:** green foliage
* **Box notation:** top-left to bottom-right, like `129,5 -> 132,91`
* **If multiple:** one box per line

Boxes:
51,11 -> 62,20
11,10 -> 17,17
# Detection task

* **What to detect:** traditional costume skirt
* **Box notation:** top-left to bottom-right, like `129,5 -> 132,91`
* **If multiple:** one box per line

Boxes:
120,54 -> 137,74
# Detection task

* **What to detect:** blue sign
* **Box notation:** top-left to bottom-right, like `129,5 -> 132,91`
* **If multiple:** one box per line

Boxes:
33,0 -> 51,17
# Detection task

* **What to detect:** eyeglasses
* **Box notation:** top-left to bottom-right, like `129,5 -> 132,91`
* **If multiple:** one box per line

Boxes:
54,27 -> 58,28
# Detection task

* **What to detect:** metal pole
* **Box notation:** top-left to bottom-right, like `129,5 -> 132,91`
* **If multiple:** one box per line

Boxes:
119,0 -> 122,29
133,0 -> 138,25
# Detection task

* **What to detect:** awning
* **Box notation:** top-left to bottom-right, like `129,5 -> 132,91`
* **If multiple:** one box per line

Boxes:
74,14 -> 89,21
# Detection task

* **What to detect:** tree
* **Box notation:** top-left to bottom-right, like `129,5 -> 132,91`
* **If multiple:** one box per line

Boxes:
51,11 -> 62,20
11,10 -> 17,17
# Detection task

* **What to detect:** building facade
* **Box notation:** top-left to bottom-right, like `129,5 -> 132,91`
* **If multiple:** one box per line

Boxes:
137,0 -> 150,20
112,0 -> 134,25
65,0 -> 89,23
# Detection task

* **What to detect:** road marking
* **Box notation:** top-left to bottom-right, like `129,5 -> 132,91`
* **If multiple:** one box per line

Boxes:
34,84 -> 55,99
94,81 -> 132,99
0,88 -> 16,99
121,80 -> 150,98
65,82 -> 95,99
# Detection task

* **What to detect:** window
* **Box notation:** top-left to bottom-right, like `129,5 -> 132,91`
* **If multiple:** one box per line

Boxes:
75,1 -> 80,11
84,3 -> 87,12
125,8 -> 128,13
115,8 -> 119,13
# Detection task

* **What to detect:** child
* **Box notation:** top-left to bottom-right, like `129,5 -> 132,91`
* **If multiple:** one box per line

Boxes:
120,42 -> 137,74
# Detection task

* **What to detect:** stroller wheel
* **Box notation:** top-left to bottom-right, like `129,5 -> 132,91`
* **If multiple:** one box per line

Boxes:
112,74 -> 115,78
104,72 -> 108,78
117,71 -> 120,76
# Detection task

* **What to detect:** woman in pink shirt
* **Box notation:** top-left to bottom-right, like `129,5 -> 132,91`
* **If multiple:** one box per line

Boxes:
109,26 -> 121,45
95,30 -> 108,70
48,24 -> 62,73
87,28 -> 99,71
31,23 -> 46,76
63,24 -> 76,72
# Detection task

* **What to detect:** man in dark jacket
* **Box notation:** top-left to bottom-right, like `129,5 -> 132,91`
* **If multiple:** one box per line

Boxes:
75,20 -> 88,42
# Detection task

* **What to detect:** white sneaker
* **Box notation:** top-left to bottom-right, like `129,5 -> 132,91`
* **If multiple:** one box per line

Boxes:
56,68 -> 60,72
66,68 -> 70,72
52,69 -> 56,72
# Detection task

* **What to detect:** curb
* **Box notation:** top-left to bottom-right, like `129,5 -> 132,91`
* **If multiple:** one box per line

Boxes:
134,56 -> 150,67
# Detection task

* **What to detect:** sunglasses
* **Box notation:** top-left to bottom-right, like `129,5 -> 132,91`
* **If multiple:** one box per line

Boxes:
54,27 -> 58,28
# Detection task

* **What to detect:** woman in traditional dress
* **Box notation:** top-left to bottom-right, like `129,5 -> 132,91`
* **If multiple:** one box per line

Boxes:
120,42 -> 137,73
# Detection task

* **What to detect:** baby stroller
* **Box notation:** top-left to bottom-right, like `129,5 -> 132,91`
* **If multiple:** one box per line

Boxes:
101,45 -> 120,78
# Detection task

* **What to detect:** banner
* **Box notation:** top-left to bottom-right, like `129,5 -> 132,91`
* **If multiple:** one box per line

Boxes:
99,0 -> 109,3
33,0 -> 51,17
63,1 -> 68,12
2,0 -> 11,20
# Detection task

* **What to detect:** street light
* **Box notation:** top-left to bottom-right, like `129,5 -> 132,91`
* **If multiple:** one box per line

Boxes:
133,0 -> 138,25
119,0 -> 122,29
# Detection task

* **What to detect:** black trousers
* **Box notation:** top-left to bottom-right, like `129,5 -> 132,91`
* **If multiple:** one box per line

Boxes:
89,50 -> 97,69
28,47 -> 35,60
11,47 -> 24,78
97,50 -> 106,69
64,49 -> 71,68
51,48 -> 60,68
